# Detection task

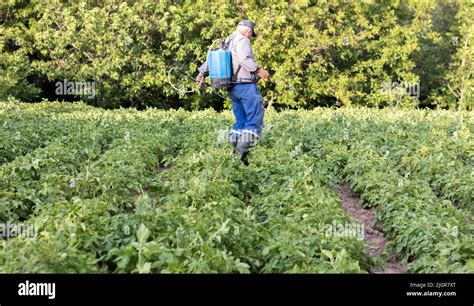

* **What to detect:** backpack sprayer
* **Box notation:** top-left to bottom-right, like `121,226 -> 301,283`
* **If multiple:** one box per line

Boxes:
206,38 -> 234,88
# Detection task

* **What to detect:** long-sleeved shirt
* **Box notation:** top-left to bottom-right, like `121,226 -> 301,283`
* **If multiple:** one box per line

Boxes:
198,31 -> 260,83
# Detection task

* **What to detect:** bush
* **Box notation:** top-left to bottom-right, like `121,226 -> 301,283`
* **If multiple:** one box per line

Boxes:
0,0 -> 471,110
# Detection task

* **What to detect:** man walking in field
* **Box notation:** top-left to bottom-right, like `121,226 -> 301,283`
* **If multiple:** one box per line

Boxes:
196,20 -> 270,164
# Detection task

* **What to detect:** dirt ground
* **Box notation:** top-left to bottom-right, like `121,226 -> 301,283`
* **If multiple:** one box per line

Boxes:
335,182 -> 406,274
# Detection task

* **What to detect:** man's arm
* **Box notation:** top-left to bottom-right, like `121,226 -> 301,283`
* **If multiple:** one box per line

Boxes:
196,60 -> 209,85
198,61 -> 209,75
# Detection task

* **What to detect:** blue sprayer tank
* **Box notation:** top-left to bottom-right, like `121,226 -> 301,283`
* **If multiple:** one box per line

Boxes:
208,48 -> 232,88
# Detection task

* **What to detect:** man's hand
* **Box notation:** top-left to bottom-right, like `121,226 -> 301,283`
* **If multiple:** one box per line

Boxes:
256,68 -> 270,79
196,73 -> 205,86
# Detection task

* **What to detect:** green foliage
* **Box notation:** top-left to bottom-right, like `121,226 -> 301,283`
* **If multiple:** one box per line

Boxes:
434,0 -> 474,110
0,0 -> 471,109
0,49 -> 41,101
0,100 -> 472,273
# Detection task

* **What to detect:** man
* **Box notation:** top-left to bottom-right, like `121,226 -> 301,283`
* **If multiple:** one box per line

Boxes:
196,20 -> 270,164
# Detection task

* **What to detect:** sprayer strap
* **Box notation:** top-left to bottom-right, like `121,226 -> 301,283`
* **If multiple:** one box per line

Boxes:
223,34 -> 243,82
232,65 -> 242,82
223,34 -> 235,50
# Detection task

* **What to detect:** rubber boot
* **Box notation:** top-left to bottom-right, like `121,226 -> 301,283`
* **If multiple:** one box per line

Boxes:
235,131 -> 259,165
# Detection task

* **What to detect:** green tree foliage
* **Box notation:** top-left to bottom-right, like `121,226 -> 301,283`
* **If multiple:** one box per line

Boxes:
0,1 -> 40,101
0,0 -> 472,109
432,0 -> 473,110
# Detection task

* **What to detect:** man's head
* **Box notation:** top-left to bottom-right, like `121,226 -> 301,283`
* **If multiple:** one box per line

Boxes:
237,20 -> 257,39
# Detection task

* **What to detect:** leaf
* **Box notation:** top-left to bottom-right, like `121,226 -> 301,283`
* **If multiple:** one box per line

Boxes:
321,250 -> 333,261
138,262 -> 151,274
137,224 -> 150,244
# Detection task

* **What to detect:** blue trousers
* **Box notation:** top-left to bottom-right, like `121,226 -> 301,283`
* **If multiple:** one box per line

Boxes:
227,82 -> 264,138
